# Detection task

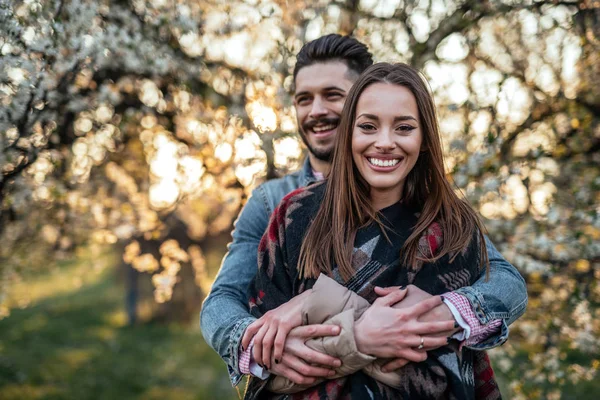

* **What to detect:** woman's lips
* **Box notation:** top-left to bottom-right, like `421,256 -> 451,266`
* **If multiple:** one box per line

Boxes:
366,156 -> 404,171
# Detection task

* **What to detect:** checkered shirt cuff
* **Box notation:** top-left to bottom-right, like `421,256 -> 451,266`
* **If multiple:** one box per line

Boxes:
239,339 -> 252,375
442,292 -> 502,346
238,338 -> 270,379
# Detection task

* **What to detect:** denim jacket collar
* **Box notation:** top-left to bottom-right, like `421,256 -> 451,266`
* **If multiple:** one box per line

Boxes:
300,157 -> 318,187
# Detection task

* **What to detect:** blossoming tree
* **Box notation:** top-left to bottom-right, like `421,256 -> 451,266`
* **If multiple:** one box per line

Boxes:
1,0 -> 598,397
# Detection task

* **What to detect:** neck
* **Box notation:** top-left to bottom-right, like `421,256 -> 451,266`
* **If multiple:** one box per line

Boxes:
308,153 -> 331,176
370,186 -> 403,210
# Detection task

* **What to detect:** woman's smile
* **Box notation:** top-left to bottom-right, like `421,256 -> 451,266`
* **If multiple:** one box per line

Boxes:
366,155 -> 404,169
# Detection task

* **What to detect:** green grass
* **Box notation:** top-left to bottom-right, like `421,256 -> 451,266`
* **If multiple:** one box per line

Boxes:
0,251 -> 238,400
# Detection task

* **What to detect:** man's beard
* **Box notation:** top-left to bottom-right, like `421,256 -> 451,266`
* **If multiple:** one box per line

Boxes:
299,134 -> 333,161
300,117 -> 339,162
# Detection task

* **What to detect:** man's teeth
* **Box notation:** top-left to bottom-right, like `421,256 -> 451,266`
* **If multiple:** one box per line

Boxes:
313,124 -> 336,133
368,158 -> 400,167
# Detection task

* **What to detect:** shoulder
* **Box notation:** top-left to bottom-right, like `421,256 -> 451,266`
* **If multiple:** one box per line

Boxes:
253,170 -> 305,213
256,169 -> 304,195
275,181 -> 326,220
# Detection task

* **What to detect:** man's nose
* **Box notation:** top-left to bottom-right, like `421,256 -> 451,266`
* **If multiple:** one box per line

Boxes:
308,97 -> 327,119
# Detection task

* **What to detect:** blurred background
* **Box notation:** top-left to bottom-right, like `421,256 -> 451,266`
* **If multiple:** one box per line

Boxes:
0,0 -> 598,399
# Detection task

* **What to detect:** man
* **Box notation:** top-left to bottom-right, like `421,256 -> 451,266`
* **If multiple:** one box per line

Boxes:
200,34 -> 527,388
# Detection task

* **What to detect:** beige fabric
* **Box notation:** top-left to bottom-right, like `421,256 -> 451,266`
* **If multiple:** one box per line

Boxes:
267,274 -> 405,393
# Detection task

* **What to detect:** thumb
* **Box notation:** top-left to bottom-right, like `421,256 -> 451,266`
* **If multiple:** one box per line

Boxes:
241,319 -> 264,350
375,286 -> 408,307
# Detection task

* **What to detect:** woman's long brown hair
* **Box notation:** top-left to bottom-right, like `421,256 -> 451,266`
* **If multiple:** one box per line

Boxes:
298,62 -> 489,281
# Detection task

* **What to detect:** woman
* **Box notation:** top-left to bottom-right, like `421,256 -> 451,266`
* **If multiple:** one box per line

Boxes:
246,62 -> 491,399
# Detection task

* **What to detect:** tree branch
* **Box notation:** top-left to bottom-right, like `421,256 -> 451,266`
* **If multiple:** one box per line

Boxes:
411,0 -> 581,68
499,103 -> 555,157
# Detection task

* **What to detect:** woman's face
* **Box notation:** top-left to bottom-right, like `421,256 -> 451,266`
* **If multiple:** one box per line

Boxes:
351,82 -> 423,206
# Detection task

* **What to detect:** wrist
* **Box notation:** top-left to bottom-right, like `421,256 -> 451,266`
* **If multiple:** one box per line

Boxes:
441,295 -> 471,338
299,288 -> 313,299
354,320 -> 369,355
438,303 -> 460,333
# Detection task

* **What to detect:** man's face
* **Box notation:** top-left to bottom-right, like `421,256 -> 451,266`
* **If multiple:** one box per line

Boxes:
293,62 -> 355,162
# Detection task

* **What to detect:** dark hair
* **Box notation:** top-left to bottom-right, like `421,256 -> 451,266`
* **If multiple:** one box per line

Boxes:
299,62 -> 489,281
293,34 -> 373,81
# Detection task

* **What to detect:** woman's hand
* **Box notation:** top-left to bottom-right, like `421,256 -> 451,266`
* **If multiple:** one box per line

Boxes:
268,325 -> 341,385
372,285 -> 460,372
242,289 -> 314,370
354,288 -> 454,361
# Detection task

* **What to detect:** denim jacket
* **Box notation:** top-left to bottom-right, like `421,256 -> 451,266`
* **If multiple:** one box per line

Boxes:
200,158 -> 528,386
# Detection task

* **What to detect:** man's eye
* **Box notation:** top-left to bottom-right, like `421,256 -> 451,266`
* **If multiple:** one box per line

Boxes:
296,97 -> 310,105
327,93 -> 343,100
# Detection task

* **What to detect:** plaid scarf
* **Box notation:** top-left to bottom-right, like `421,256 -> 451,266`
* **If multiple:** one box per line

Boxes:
246,182 -> 501,400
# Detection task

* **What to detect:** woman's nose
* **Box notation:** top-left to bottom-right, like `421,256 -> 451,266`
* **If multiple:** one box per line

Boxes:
374,130 -> 395,150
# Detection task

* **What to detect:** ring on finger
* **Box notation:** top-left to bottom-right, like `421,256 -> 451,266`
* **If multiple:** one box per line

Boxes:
417,336 -> 424,350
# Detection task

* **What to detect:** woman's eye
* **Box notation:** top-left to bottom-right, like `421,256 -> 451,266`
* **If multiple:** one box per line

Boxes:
397,125 -> 416,132
358,124 -> 376,131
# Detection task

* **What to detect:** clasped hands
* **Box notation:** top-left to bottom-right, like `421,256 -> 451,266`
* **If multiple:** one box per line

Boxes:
241,285 -> 458,385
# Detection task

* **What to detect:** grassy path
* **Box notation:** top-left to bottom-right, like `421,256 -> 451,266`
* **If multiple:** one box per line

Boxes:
0,252 -> 237,400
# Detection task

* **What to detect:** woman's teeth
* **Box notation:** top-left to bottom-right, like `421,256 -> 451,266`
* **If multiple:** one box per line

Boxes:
368,158 -> 400,167
313,124 -> 336,133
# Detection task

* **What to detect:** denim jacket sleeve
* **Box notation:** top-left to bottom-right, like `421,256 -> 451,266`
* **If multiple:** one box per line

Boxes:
200,186 -> 271,386
454,236 -> 528,350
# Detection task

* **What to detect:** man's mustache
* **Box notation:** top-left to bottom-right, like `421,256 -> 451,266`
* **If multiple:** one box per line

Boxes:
302,117 -> 340,132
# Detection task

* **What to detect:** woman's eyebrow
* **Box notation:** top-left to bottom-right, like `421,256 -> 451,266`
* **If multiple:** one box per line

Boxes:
356,113 -> 379,120
393,116 -> 418,123
356,113 -> 417,122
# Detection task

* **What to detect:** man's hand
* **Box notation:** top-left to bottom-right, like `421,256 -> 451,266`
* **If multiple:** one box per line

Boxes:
268,325 -> 342,385
377,285 -> 457,330
241,289 -> 313,370
354,288 -> 453,362
374,285 -> 460,372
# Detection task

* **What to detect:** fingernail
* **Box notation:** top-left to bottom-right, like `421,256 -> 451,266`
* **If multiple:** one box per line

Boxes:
399,285 -> 406,290
381,367 -> 388,373
329,370 -> 336,376
454,322 -> 460,328
332,326 -> 340,334
275,359 -> 279,364
334,360 -> 342,367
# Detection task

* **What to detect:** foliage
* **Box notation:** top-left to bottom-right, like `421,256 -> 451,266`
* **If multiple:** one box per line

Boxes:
0,0 -> 599,398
